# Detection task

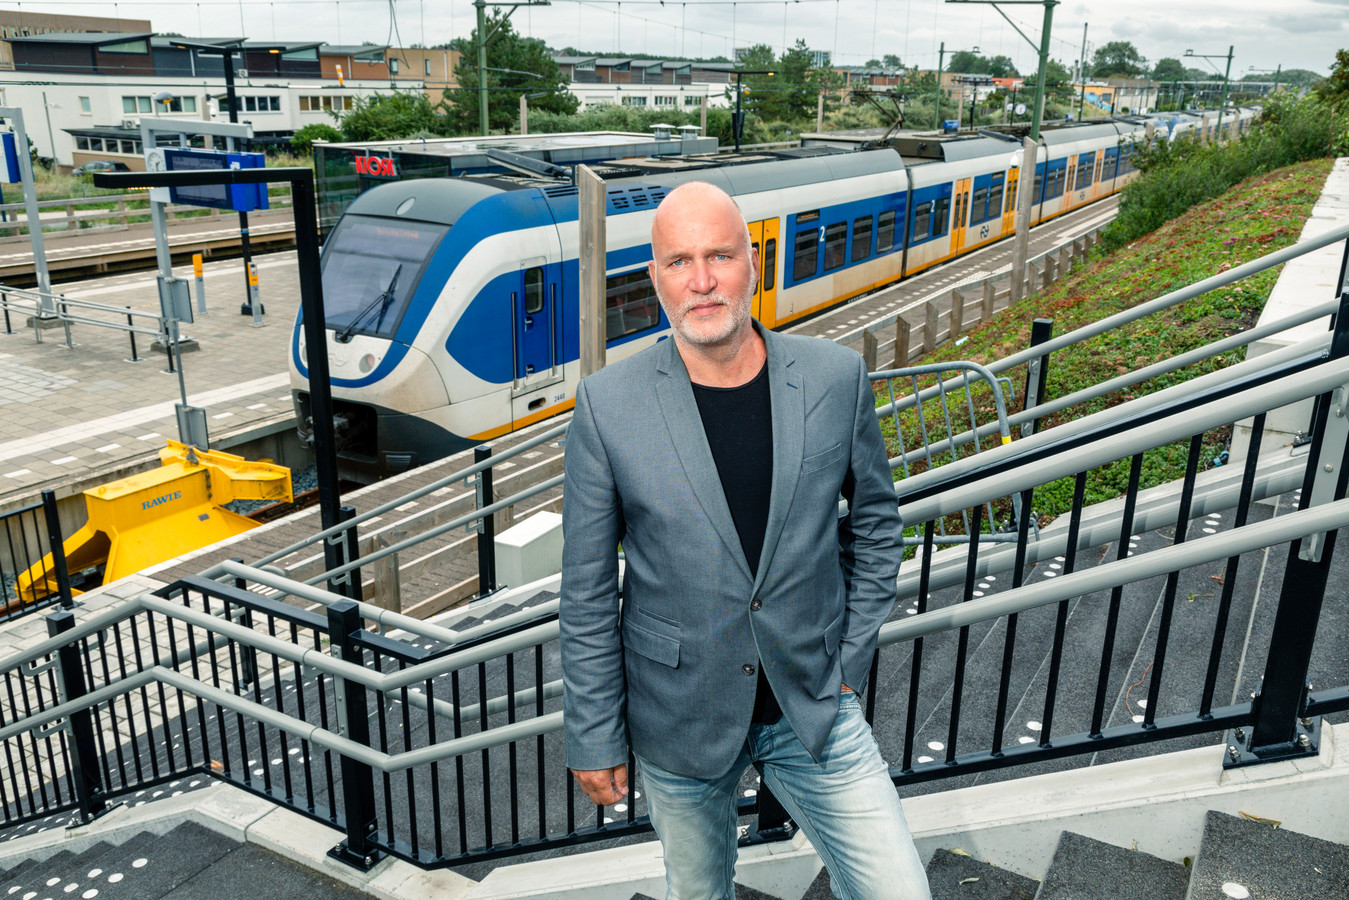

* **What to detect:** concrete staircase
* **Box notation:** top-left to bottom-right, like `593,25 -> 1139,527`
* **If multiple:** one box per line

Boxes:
0,820 -> 367,898
926,811 -> 1349,900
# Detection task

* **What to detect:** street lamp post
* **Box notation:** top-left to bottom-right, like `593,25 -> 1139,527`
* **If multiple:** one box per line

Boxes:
1185,46 -> 1235,137
947,0 -> 1059,140
933,42 -> 945,131
732,69 -> 773,151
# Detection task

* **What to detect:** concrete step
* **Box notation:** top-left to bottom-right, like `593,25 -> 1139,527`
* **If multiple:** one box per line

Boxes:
1034,831 -> 1189,900
1185,810 -> 1349,900
0,846 -> 88,897
926,847 -> 1038,900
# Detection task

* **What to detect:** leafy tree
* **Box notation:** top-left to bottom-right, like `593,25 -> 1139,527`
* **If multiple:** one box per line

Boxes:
444,11 -> 578,134
733,44 -> 778,120
882,53 -> 903,69
1315,49 -> 1349,106
1279,68 -> 1327,90
1090,40 -> 1146,78
987,55 -> 1019,79
337,91 -> 448,142
1152,57 -> 1187,82
291,122 -> 343,154
1024,59 -> 1075,104
948,50 -> 987,74
864,58 -> 881,68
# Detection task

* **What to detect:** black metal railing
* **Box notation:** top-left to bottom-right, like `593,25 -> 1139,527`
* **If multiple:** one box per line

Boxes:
0,490 -> 72,623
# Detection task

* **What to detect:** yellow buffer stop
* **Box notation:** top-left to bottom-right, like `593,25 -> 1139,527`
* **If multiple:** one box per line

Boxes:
16,441 -> 292,604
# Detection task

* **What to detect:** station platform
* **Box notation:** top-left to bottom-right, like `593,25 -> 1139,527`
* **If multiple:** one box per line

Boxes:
0,251 -> 301,511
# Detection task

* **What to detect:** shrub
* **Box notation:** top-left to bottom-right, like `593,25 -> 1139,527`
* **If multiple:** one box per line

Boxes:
1101,93 -> 1349,250
290,123 -> 343,155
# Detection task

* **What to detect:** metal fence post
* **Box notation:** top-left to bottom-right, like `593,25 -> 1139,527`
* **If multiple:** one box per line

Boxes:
40,490 -> 73,608
326,599 -> 381,870
1230,276 -> 1349,767
325,505 -> 363,601
125,307 -> 141,363
1020,318 -> 1054,439
2,292 -> 12,334
45,609 -> 106,821
474,445 -> 498,598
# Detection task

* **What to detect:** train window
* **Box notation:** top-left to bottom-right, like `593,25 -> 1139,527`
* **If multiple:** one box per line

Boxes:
793,229 -> 819,281
912,203 -> 932,242
932,197 -> 950,237
988,178 -> 1005,217
971,187 -> 988,225
763,238 -> 777,290
823,223 -> 847,271
605,269 -> 660,340
851,216 -> 873,262
523,267 -> 545,315
320,214 -> 449,340
1006,179 -> 1018,212
1075,161 -> 1092,191
877,210 -> 896,253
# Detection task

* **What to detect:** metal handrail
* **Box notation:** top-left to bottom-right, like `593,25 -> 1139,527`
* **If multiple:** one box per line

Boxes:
0,494 -> 1344,773
230,421 -> 569,575
0,284 -> 167,339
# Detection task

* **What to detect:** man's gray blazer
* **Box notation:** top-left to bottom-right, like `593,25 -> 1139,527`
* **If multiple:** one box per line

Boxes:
560,324 -> 903,780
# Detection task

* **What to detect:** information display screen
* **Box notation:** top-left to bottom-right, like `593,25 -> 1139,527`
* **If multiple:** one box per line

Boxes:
163,149 -> 270,212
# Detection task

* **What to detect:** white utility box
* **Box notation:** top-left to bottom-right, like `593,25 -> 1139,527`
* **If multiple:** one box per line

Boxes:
494,511 -> 564,588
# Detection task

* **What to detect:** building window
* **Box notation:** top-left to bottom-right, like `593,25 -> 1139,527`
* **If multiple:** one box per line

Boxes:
79,96 -> 91,114
424,59 -> 431,76
390,58 -> 399,75
685,95 -> 702,106
75,136 -> 91,150
621,95 -> 647,107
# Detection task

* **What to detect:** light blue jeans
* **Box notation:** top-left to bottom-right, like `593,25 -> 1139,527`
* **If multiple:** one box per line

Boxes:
636,692 -> 931,900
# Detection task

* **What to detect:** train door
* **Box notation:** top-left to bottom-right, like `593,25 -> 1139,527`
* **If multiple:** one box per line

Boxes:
747,217 -> 780,327
510,258 -> 564,424
1062,159 -> 1077,212
950,178 -> 971,256
1002,168 -> 1019,234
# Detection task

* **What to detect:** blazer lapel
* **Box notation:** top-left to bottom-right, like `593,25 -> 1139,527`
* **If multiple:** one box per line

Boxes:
654,339 -> 754,583
752,327 -> 803,596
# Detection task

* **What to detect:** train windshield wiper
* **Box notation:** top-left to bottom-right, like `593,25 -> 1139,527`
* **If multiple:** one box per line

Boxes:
334,264 -> 402,344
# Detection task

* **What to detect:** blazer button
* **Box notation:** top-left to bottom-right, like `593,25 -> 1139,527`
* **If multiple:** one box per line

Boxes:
742,664 -> 756,676
750,599 -> 762,611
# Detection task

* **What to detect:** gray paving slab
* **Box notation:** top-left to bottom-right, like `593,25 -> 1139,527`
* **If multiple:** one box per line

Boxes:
0,250 -> 301,509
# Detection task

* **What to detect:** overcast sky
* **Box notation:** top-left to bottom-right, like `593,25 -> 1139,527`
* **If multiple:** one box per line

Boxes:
20,0 -> 1348,77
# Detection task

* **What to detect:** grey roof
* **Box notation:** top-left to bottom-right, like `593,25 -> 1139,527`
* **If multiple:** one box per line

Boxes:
9,31 -> 153,45
629,59 -> 665,68
553,55 -> 597,65
595,57 -> 633,66
692,62 -> 739,72
662,61 -> 693,70
151,36 -> 246,49
242,40 -> 323,51
1040,122 -> 1126,144
324,44 -> 390,56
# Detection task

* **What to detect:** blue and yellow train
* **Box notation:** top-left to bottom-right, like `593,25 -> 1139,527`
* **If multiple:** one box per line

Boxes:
290,115 -> 1223,482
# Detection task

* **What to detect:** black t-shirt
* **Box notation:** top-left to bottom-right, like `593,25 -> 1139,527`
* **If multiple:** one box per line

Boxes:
691,361 -> 781,724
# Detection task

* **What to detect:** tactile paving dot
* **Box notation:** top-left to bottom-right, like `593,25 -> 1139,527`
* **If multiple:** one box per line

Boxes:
1222,884 -> 1250,899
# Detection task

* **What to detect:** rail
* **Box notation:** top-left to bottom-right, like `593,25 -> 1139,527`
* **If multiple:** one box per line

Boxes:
0,491 -> 71,623
0,190 -> 293,241
0,284 -> 170,363
0,304 -> 1345,868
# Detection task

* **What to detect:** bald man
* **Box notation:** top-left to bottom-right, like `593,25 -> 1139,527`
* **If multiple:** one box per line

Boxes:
560,182 -> 930,899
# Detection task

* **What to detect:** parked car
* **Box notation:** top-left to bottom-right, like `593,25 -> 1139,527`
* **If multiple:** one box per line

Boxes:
71,160 -> 131,176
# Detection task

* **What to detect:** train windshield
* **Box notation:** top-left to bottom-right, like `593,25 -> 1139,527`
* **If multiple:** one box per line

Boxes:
320,215 -> 449,341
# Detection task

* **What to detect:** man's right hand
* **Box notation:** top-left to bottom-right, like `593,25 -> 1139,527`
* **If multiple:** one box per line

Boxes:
571,764 -> 629,806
